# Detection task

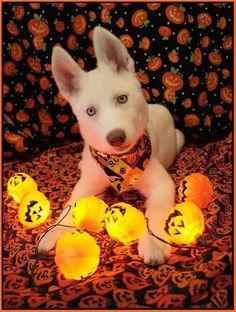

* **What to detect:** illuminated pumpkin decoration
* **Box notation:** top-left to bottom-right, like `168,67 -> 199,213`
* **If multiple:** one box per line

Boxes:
164,202 -> 205,245
55,231 -> 100,280
72,196 -> 108,232
18,191 -> 51,228
7,172 -> 38,204
178,173 -> 213,208
105,202 -> 146,245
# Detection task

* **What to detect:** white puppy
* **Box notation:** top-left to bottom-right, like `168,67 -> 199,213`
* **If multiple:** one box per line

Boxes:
38,26 -> 185,265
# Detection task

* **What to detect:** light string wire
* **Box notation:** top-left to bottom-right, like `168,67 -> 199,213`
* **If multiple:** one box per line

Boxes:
36,192 -> 210,254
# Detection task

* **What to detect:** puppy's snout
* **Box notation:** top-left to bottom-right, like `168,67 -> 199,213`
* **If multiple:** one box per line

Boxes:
107,129 -> 126,147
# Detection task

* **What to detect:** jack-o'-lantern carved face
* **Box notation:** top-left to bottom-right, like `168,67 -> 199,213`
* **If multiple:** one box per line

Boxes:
18,191 -> 51,228
7,173 -> 38,204
163,202 -> 205,245
164,209 -> 186,236
178,173 -> 213,208
105,202 -> 146,245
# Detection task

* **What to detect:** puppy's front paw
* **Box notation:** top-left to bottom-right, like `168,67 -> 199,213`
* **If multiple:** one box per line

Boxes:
37,226 -> 72,254
138,231 -> 171,266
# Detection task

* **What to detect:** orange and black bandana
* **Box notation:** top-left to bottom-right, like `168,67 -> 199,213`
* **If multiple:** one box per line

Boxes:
90,133 -> 152,193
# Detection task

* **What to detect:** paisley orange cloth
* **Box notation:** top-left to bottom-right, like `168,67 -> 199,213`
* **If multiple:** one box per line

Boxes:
90,133 -> 152,193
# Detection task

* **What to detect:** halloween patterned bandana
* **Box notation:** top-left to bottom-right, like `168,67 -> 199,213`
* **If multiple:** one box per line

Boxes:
90,133 -> 151,193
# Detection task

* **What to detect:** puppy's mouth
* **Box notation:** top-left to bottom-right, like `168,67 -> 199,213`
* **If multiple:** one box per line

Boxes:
113,142 -> 134,154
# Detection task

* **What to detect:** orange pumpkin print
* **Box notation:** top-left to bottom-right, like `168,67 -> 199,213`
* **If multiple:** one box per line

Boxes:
15,82 -> 24,93
139,36 -> 150,50
25,98 -> 36,109
157,294 -> 186,308
22,39 -> 30,49
183,98 -> 192,108
191,47 -> 202,66
78,295 -> 107,308
197,13 -> 212,27
9,43 -> 23,62
151,88 -> 160,97
222,68 -> 230,79
67,34 -> 78,50
146,3 -> 161,11
38,110 -> 53,126
116,17 -> 124,28
7,23 -> 19,38
222,36 -> 232,50
37,94 -> 45,105
113,289 -> 137,308
77,58 -> 85,69
200,36 -> 211,48
165,5 -> 185,24
29,3 -> 41,9
177,28 -> 190,45
136,71 -> 149,84
39,76 -> 50,90
213,105 -> 224,115
28,17 -> 49,37
16,112 -> 30,123
70,122 -> 80,134
13,5 -> 25,20
164,88 -> 176,103
58,114 -> 69,124
206,72 -> 218,92
197,91 -> 207,107
158,26 -> 171,38
27,56 -> 42,73
3,61 -> 16,76
72,15 -> 87,34
92,276 -> 117,294
189,75 -> 200,88
131,9 -> 148,27
204,114 -> 212,127
101,9 -> 111,24
220,87 -> 232,104
119,34 -> 134,48
89,11 -> 97,22
33,35 -> 45,50
217,16 -> 227,30
147,56 -> 162,71
55,20 -> 65,32
3,84 -> 10,95
168,50 -> 179,63
184,114 -> 200,127
162,71 -> 183,91
142,88 -> 151,101
208,51 -> 222,65
101,3 -> 116,10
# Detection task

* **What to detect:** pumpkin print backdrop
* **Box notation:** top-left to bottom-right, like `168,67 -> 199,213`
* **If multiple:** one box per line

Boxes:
2,2 -> 233,160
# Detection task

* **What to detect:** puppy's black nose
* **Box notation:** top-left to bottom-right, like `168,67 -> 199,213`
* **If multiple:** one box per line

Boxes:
107,129 -> 126,147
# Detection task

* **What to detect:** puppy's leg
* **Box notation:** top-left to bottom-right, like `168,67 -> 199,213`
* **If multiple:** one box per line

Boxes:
175,128 -> 185,154
38,166 -> 109,253
135,159 -> 175,265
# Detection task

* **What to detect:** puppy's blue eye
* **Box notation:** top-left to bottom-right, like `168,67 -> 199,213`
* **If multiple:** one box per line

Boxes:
117,95 -> 128,104
86,106 -> 96,116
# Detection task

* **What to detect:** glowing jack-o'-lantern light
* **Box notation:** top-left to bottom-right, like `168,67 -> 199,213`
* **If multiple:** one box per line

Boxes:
18,191 -> 51,228
163,202 -> 205,245
7,172 -> 38,204
105,202 -> 146,245
55,231 -> 100,280
72,196 -> 108,232
178,173 -> 213,208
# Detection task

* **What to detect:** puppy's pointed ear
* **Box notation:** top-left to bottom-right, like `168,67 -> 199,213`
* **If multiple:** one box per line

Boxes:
93,26 -> 135,73
52,46 -> 84,100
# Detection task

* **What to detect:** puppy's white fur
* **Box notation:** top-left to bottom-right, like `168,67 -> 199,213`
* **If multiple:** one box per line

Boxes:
38,27 -> 185,265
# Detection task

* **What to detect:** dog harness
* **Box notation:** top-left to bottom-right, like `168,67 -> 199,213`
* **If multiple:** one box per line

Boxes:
90,133 -> 152,193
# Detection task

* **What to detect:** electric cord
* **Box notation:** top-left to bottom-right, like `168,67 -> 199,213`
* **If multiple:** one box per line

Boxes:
37,194 -> 209,254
